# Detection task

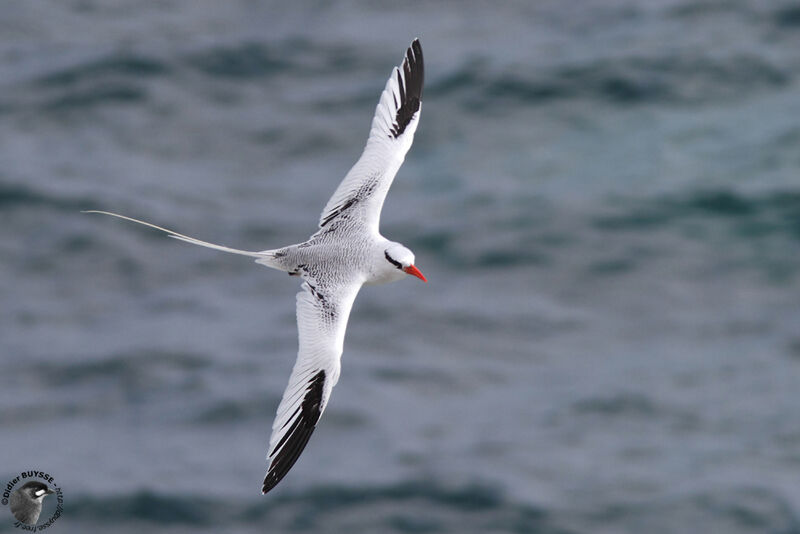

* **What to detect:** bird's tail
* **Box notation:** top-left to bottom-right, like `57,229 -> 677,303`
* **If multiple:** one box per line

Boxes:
82,211 -> 281,264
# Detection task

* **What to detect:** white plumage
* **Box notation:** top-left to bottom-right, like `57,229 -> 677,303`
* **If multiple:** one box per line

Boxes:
85,39 -> 427,494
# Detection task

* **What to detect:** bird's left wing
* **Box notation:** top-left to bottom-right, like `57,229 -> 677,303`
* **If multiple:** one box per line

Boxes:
261,280 -> 362,494
317,39 -> 424,233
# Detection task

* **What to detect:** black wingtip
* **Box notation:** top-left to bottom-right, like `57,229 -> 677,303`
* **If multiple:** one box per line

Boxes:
407,39 -> 424,101
410,39 -> 423,98
389,39 -> 425,139
261,370 -> 327,495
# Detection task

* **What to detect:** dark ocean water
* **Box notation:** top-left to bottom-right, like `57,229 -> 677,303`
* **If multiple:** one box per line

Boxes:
2,1 -> 800,532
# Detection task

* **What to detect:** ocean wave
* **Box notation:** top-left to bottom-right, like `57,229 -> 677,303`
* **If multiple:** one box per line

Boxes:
0,351 -> 211,426
186,42 -> 291,79
191,394 -> 279,425
35,55 -> 168,88
185,38 -> 379,81
12,38 -> 791,118
20,54 -> 166,111
0,402 -> 86,427
25,39 -> 363,92
9,40 -> 373,115
571,392 -> 661,418
774,4 -> 800,28
433,54 -> 789,107
586,487 -> 799,534
45,482 -> 800,533
593,189 -> 800,239
43,84 -> 147,110
0,184 -> 94,211
414,188 -> 800,274
32,350 -> 209,388
68,491 -> 215,525
569,392 -> 701,432
61,481 -> 554,533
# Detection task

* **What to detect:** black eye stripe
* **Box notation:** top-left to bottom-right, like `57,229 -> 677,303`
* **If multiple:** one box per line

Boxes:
384,251 -> 403,269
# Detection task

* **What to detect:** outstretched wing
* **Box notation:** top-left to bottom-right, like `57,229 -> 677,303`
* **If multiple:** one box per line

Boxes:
317,39 -> 424,232
261,280 -> 361,494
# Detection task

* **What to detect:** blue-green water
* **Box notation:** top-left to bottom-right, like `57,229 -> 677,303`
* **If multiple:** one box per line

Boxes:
2,1 -> 800,532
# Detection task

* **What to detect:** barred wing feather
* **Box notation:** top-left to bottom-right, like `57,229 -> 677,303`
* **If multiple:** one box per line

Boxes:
262,282 -> 361,494
318,39 -> 424,232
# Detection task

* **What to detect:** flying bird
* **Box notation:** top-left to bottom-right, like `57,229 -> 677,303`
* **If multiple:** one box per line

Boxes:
9,481 -> 55,525
85,39 -> 426,494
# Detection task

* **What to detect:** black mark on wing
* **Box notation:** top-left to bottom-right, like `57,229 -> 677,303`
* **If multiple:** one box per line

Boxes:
289,264 -> 307,277
320,197 -> 357,228
305,281 -> 326,305
319,179 -> 378,228
389,39 -> 424,139
262,370 -> 326,494
304,281 -> 336,321
261,372 -> 325,494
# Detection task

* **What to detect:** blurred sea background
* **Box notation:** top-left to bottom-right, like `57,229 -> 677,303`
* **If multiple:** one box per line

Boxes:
2,1 -> 800,532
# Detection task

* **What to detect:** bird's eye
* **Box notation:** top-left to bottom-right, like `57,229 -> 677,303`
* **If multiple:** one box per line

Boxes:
384,251 -> 403,269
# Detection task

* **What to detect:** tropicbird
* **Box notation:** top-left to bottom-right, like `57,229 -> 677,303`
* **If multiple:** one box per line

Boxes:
85,39 -> 426,494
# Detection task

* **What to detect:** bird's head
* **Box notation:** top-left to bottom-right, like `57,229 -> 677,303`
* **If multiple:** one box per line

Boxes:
18,481 -> 54,501
384,243 -> 426,282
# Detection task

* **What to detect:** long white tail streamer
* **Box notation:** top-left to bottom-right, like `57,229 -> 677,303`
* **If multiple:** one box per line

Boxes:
82,210 -> 268,258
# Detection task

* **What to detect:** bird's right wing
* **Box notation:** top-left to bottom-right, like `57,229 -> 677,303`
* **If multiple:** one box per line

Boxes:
261,280 -> 361,494
317,39 -> 424,233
